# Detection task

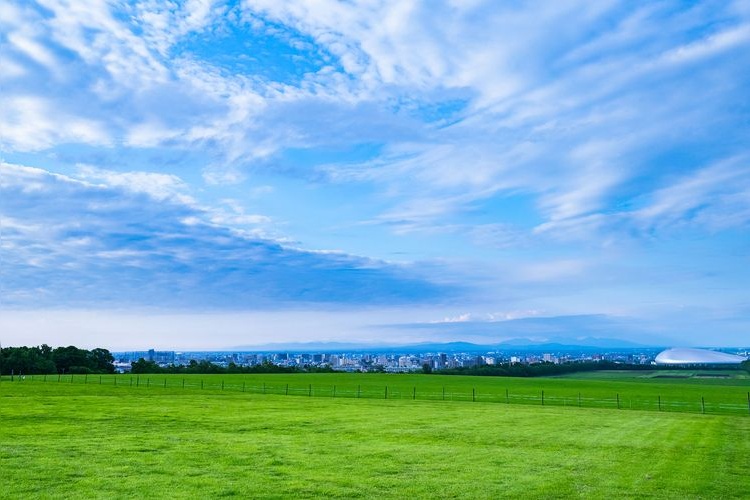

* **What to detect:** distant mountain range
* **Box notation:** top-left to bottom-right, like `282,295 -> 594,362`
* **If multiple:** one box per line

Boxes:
225,314 -> 683,352
389,314 -> 681,347
499,336 -> 646,348
227,337 -> 655,353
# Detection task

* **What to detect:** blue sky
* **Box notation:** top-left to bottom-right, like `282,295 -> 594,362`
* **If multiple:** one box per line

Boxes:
1,0 -> 749,349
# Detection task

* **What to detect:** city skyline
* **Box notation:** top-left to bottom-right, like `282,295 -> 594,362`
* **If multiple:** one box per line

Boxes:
1,1 -> 750,349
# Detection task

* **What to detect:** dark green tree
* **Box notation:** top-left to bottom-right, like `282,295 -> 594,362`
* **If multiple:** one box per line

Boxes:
89,348 -> 115,373
0,345 -> 114,374
52,346 -> 90,373
131,358 -> 162,374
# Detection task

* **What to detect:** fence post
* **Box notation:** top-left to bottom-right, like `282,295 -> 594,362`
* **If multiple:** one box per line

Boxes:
578,392 -> 581,407
164,379 -> 167,389
385,386 -> 388,399
658,395 -> 661,411
472,388 -> 475,402
221,380 -> 224,391
114,377 -> 117,386
507,388 -> 510,404
333,385 -> 336,398
262,382 -> 265,394
413,387 -> 416,400
58,373 -> 61,382
182,379 -> 185,389
541,390 -> 544,406
285,383 -> 288,396
99,375 -> 102,385
85,374 -> 87,384
357,385 -> 361,398
201,380 -> 204,390
617,393 -> 620,409
443,386 -> 446,401
147,378 -> 150,387
308,384 -> 312,397
701,397 -> 705,414
44,374 -> 47,382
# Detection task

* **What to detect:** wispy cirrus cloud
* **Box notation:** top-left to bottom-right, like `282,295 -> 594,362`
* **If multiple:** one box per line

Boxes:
257,0 -> 750,242
3,0 -> 747,245
0,162 -> 449,309
2,1 -> 750,347
633,156 -> 750,232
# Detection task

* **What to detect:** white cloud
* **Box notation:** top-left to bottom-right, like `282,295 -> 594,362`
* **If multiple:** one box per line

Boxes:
1,0 -> 748,250
207,198 -> 272,228
661,23 -> 750,66
0,161 -> 447,309
75,164 -> 194,204
486,310 -> 541,322
124,121 -> 182,148
539,139 -> 629,221
0,96 -> 110,151
35,0 -> 169,89
430,313 -> 472,324
633,156 -> 750,231
134,0 -> 222,55
7,31 -> 59,71
0,57 -> 27,79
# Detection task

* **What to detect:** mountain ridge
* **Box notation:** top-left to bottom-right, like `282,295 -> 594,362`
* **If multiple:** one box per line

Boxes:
226,337 -> 655,353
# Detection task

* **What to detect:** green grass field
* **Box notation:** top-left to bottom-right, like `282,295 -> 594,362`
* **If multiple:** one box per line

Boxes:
556,369 -> 750,382
2,374 -> 749,498
8,370 -> 749,415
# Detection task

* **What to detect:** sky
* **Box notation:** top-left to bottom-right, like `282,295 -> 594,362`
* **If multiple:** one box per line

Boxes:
1,0 -> 749,350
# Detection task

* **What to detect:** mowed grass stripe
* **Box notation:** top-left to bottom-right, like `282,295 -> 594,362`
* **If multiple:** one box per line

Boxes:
1,382 -> 749,498
5,371 -> 750,416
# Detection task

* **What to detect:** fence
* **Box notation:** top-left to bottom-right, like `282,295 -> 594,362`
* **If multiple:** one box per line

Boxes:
2,374 -> 750,417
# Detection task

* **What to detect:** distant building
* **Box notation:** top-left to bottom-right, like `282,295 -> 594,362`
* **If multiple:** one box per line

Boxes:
543,353 -> 559,364
124,350 -> 175,364
654,348 -> 746,365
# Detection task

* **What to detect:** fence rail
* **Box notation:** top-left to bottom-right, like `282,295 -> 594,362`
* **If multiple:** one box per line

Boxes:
2,374 -> 749,417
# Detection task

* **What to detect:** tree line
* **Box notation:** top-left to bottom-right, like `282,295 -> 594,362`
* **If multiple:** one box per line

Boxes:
437,360 -> 750,377
4,345 -> 746,376
435,360 -> 654,377
0,345 -> 115,375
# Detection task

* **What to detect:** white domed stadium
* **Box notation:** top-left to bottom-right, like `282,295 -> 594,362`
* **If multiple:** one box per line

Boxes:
654,347 -> 747,365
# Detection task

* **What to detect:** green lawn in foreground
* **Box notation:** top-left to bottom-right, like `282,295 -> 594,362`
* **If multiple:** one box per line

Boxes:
1,379 -> 749,498
8,371 -> 749,415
